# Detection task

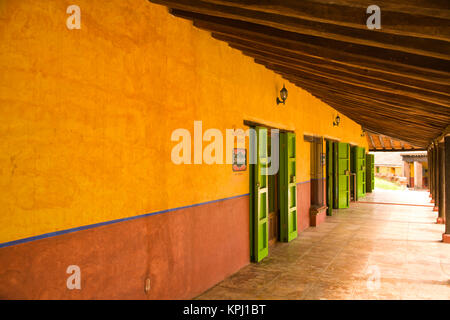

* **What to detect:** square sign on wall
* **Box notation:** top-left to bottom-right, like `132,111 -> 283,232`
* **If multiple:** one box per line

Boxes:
232,148 -> 247,172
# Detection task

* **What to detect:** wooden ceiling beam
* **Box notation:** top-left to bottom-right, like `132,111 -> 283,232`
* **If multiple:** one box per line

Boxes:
230,44 -> 450,106
150,0 -> 450,59
290,92 -> 438,144
170,9 -> 450,83
298,84 -> 447,130
216,34 -> 450,94
246,53 -> 450,107
272,87 -> 449,129
335,114 -> 431,147
262,63 -> 450,123
242,46 -> 444,147
199,0 -> 450,40
280,75 -> 447,132
253,63 -> 449,117
280,77 -> 439,146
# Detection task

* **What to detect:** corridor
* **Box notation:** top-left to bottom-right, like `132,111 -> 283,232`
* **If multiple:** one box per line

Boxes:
196,190 -> 450,300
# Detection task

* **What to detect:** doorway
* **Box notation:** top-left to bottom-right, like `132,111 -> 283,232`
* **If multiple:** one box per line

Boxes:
325,139 -> 335,215
268,129 -> 280,246
310,136 -> 324,207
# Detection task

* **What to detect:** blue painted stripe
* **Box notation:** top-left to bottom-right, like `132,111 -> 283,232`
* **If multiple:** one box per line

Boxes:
0,178 -> 317,249
296,178 -> 325,185
0,193 -> 250,249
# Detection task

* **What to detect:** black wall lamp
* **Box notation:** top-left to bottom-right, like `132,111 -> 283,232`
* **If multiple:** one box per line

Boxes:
333,115 -> 341,127
276,84 -> 288,105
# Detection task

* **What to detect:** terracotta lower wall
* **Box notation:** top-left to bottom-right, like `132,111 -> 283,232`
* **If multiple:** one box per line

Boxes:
297,181 -> 311,232
0,196 -> 249,300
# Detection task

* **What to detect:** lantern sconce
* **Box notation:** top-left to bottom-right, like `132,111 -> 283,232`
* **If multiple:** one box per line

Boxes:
333,115 -> 341,127
276,84 -> 288,105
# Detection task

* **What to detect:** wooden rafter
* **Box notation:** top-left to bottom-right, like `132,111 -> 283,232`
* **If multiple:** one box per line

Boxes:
368,134 -> 375,150
378,135 -> 385,149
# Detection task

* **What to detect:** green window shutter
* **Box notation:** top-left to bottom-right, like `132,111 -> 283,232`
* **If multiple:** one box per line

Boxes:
333,141 -> 339,209
366,153 -> 373,193
280,132 -> 298,242
362,148 -> 367,197
365,153 -> 369,193
351,146 -> 356,200
326,140 -> 333,215
371,154 -> 375,190
357,147 -> 366,199
253,127 -> 269,262
338,142 -> 350,208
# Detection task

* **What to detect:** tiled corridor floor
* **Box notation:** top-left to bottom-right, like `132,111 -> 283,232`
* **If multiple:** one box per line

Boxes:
196,189 -> 450,300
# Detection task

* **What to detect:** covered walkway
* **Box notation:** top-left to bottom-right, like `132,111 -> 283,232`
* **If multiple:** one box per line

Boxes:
197,190 -> 450,300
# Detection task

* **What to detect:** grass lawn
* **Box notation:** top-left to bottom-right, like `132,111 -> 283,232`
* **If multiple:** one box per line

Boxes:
374,177 -> 405,191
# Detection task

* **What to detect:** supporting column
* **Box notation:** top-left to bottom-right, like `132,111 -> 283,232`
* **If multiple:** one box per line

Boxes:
434,143 -> 439,212
443,136 -> 450,243
428,147 -> 431,194
404,160 -> 410,187
438,142 -> 445,224
414,161 -> 423,189
428,145 -> 433,200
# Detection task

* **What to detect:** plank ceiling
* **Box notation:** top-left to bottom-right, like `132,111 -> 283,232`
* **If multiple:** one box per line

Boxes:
149,0 -> 450,148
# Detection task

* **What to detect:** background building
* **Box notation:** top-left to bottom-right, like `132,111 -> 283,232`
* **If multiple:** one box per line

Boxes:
373,151 -> 428,189
401,152 -> 429,189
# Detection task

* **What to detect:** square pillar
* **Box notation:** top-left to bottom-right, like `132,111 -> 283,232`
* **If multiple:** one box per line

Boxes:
434,143 -> 440,212
438,142 -> 445,224
430,145 -> 435,202
443,136 -> 450,243
428,147 -> 433,196
414,161 -> 423,189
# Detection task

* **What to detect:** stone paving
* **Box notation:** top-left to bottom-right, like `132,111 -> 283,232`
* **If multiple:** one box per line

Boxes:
196,189 -> 450,300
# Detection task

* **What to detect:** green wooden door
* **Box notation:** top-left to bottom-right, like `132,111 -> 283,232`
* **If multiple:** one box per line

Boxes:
371,154 -> 375,190
333,141 -> 339,209
366,153 -> 374,193
356,147 -> 366,199
337,142 -> 350,208
252,127 -> 269,262
366,153 -> 371,193
280,132 -> 298,242
326,140 -> 333,215
350,146 -> 356,199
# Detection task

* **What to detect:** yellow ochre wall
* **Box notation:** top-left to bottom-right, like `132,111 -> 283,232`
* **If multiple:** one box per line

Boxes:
377,166 -> 403,176
0,0 -> 368,244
